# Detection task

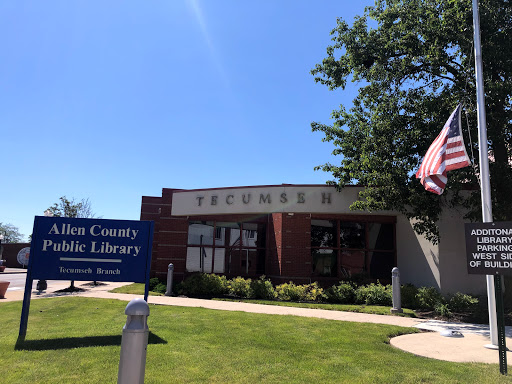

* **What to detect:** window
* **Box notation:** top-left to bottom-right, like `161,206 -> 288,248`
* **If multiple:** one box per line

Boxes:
310,218 -> 395,280
187,221 -> 214,246
311,220 -> 336,248
367,223 -> 394,279
311,220 -> 337,277
368,223 -> 394,250
186,220 -> 266,276
312,249 -> 337,277
340,222 -> 365,249
215,222 -> 240,247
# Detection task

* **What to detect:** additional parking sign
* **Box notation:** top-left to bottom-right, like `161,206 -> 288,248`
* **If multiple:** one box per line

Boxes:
465,222 -> 512,275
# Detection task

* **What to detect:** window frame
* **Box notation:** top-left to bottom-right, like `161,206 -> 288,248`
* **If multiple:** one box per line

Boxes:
310,215 -> 396,280
186,218 -> 268,276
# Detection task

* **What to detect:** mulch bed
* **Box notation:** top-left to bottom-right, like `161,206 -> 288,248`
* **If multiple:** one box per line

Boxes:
415,309 -> 512,325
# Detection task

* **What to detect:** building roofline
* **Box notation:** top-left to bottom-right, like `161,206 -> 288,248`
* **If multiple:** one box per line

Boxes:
162,184 -> 362,194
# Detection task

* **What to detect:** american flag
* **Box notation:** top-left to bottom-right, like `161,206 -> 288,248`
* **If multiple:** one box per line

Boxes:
416,105 -> 471,195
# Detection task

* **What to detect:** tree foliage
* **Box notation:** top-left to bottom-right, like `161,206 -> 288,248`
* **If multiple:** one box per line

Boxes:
46,196 -> 99,219
312,0 -> 512,243
0,223 -> 24,243
44,196 -> 100,288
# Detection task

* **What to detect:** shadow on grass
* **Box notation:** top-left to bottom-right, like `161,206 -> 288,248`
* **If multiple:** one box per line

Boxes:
15,331 -> 167,351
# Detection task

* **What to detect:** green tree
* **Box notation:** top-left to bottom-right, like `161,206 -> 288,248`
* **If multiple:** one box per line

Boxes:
45,196 -> 100,289
0,223 -> 24,243
46,196 -> 98,219
311,0 -> 512,243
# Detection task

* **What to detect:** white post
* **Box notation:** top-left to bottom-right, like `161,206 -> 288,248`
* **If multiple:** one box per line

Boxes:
165,263 -> 174,296
391,267 -> 402,314
118,299 -> 150,384
472,0 -> 498,348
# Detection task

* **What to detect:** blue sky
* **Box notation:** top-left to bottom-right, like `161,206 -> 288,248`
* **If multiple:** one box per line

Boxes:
1,1 -> 369,241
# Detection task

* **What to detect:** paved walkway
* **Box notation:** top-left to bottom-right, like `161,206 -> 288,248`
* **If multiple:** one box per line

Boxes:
1,275 -> 511,365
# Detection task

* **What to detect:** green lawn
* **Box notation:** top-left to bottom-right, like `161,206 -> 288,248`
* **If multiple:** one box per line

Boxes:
0,297 -> 510,383
214,297 -> 418,317
110,282 -> 163,296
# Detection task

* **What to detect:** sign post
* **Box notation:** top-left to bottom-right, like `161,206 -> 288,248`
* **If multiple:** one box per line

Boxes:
18,216 -> 154,341
495,275 -> 508,375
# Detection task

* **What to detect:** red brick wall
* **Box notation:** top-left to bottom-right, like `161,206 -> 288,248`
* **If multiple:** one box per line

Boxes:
141,195 -> 162,277
266,213 -> 282,277
141,189 -> 189,281
279,213 -> 312,281
1,243 -> 31,268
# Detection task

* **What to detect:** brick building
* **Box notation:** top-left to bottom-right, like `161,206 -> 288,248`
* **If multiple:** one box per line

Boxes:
141,184 -> 486,295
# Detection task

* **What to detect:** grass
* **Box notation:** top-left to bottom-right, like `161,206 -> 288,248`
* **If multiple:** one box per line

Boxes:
111,283 -> 417,317
1,297 -> 510,383
214,298 -> 418,317
110,283 -> 163,296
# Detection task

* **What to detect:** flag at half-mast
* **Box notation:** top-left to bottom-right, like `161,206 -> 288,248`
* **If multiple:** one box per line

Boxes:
416,104 -> 471,195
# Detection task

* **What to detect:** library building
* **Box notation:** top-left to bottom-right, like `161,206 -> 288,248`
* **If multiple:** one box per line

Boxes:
140,184 -> 486,295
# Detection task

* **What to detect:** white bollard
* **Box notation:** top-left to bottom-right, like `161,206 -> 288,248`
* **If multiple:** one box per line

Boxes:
165,263 -> 174,296
118,299 -> 150,384
391,267 -> 403,314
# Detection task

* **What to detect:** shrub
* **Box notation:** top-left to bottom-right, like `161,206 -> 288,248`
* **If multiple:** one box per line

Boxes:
355,282 -> 392,306
149,277 -> 160,291
276,282 -> 325,302
326,281 -> 356,304
434,303 -> 453,318
149,277 -> 167,294
416,287 -> 444,310
304,282 -> 326,302
448,292 -> 479,312
178,273 -> 229,297
153,282 -> 167,294
229,277 -> 253,298
250,276 -> 277,300
276,282 -> 308,301
354,286 -> 366,304
400,284 -> 419,309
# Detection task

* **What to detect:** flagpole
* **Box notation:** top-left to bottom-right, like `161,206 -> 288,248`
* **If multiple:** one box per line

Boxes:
472,0 -> 498,348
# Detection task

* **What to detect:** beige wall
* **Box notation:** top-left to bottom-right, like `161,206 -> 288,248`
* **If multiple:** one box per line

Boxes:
438,207 -> 487,295
171,185 -> 394,216
395,206 -> 487,295
395,216 -> 440,290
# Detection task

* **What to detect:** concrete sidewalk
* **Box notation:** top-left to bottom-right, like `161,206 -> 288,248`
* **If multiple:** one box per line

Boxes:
1,267 -> 27,274
2,280 -> 511,365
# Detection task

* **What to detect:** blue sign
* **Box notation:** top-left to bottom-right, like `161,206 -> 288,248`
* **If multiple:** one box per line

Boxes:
30,216 -> 154,282
19,216 -> 154,340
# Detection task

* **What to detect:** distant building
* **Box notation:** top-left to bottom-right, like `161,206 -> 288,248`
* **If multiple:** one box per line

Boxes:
141,184 -> 485,295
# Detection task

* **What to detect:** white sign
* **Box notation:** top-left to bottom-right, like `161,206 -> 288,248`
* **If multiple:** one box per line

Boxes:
171,185 -> 389,216
17,247 -> 30,266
